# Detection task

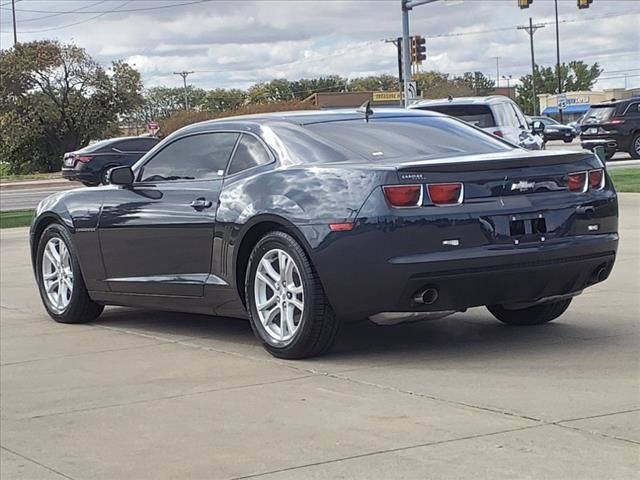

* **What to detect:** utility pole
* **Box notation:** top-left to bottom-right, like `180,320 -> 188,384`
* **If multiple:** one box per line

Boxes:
518,18 -> 545,115
385,38 -> 404,107
11,0 -> 17,45
493,57 -> 501,88
173,71 -> 194,110
554,0 -> 563,122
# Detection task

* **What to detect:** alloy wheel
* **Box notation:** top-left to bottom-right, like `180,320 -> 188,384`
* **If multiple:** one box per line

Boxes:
41,237 -> 74,313
253,248 -> 305,342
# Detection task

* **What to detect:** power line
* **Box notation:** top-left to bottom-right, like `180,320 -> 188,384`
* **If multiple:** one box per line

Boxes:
1,0 -> 214,14
16,1 -> 131,33
0,0 -> 109,25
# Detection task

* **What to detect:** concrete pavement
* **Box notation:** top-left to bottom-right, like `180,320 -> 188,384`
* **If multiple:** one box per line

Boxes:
0,196 -> 639,479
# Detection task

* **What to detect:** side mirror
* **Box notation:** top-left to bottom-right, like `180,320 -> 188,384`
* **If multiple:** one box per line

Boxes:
108,166 -> 134,186
531,120 -> 545,135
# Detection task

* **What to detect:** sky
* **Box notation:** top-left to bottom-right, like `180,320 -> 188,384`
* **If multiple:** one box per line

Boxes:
1,0 -> 638,92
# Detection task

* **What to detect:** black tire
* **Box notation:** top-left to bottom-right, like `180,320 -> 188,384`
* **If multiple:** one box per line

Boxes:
35,223 -> 104,324
629,133 -> 640,159
82,181 -> 98,187
245,231 -> 340,359
564,138 -> 573,143
487,299 -> 572,326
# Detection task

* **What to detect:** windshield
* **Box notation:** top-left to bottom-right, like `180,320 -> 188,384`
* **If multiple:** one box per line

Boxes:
414,105 -> 496,128
302,116 -> 511,162
583,106 -> 615,123
535,117 -> 559,126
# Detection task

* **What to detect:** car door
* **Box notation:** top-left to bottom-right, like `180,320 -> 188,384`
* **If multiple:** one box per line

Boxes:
98,131 -> 240,297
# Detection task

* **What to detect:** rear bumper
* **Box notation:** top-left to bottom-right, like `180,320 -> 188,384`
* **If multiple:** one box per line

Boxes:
581,134 -> 630,152
61,168 -> 97,184
315,233 -> 618,320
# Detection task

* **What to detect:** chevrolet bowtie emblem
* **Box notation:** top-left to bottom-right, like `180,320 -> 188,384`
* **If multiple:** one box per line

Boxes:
511,180 -> 536,192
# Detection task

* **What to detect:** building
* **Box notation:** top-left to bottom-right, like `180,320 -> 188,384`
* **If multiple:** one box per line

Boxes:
538,88 -> 640,121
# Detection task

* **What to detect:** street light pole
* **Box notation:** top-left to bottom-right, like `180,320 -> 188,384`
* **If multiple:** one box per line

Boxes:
11,0 -> 17,45
502,75 -> 513,99
494,57 -> 501,88
518,18 -> 545,115
554,0 -> 563,122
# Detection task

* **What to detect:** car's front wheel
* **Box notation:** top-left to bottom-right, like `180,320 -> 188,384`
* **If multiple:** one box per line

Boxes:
36,224 -> 104,323
630,133 -> 640,159
245,231 -> 340,359
487,299 -> 572,326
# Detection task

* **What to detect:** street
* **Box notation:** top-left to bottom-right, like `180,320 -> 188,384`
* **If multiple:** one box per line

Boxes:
1,195 -> 638,479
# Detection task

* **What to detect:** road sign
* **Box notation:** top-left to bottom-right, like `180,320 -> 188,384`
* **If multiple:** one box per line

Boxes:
372,92 -> 401,102
557,94 -> 567,110
407,81 -> 418,99
148,121 -> 159,133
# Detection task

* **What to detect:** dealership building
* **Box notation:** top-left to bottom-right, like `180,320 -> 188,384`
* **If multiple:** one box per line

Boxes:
538,87 -> 640,121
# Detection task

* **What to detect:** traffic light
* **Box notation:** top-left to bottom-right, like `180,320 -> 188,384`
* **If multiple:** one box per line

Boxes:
410,35 -> 426,65
518,0 -> 533,9
415,36 -> 426,64
577,0 -> 593,8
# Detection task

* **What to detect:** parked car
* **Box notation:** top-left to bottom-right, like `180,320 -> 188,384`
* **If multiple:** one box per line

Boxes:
568,114 -> 585,136
62,136 -> 160,186
580,97 -> 640,160
410,95 -> 545,150
530,116 -> 576,143
31,109 -> 618,359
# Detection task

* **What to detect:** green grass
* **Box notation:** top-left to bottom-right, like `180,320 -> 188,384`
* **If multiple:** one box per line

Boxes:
609,168 -> 640,193
0,210 -> 35,229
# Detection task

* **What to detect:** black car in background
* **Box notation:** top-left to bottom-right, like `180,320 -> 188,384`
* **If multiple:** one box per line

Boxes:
530,116 -> 576,143
31,109 -> 618,359
62,136 -> 159,186
580,97 -> 640,160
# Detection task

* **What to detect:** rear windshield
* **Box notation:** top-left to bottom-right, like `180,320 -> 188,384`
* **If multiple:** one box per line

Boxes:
301,116 -> 511,162
583,106 -> 615,123
414,105 -> 496,128
76,138 -> 118,154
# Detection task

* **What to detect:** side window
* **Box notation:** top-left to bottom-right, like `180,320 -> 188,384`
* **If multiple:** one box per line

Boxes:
624,103 -> 639,116
115,138 -> 157,152
492,104 -> 510,127
227,134 -> 272,176
139,132 -> 239,182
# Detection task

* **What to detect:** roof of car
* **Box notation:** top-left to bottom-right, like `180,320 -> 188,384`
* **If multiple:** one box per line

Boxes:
179,108 -> 442,134
410,95 -> 513,109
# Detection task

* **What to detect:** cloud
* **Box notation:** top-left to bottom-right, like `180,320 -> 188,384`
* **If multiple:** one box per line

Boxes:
1,0 -> 638,90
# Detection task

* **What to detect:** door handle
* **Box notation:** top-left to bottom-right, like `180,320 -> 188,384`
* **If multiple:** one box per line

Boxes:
189,198 -> 212,210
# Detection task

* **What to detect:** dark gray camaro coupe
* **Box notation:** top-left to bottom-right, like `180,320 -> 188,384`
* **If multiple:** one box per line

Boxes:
31,109 -> 618,358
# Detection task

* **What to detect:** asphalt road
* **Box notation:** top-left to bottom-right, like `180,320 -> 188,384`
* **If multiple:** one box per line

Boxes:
1,195 -> 638,479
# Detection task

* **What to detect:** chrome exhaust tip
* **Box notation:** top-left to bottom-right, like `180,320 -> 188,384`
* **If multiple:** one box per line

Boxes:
414,288 -> 439,305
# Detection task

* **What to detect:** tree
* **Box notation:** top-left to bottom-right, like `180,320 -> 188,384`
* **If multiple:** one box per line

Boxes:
413,71 -> 474,98
0,41 -> 142,173
516,61 -> 602,114
348,75 -> 398,92
202,88 -> 248,112
457,72 -> 495,95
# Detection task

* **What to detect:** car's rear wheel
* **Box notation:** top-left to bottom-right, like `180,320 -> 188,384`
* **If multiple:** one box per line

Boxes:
487,299 -> 572,326
36,224 -> 104,323
245,231 -> 339,359
630,133 -> 640,159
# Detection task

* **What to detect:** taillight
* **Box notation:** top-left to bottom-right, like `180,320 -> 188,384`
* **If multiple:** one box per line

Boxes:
74,155 -> 93,163
492,130 -> 504,138
382,185 -> 422,208
567,172 -> 587,192
589,169 -> 605,190
427,183 -> 463,206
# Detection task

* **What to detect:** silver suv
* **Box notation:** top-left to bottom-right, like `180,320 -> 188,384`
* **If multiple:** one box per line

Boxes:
410,95 -> 545,150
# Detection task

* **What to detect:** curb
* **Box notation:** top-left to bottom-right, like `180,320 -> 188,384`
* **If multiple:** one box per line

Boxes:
0,178 -> 76,192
